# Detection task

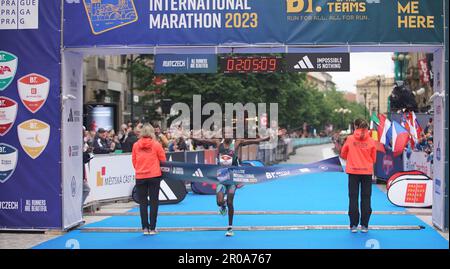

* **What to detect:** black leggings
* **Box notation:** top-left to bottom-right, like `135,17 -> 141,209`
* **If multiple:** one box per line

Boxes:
348,174 -> 372,227
136,178 -> 161,230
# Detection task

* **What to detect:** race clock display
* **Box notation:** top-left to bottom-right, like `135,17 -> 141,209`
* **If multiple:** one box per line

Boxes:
219,56 -> 283,73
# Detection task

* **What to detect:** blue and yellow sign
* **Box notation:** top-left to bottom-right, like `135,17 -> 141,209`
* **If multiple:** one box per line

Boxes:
64,0 -> 444,46
83,0 -> 138,35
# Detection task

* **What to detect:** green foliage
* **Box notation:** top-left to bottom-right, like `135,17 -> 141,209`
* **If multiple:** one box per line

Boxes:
129,56 -> 367,131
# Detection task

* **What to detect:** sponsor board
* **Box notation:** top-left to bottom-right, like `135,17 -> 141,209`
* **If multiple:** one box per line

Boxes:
155,54 -> 217,74
0,96 -> 17,136
17,119 -> 50,159
17,73 -> 50,113
387,171 -> 433,208
0,143 -> 18,183
286,53 -> 350,72
0,0 -> 39,30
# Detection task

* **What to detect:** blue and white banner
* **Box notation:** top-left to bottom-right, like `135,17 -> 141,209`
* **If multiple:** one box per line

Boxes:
432,48 -> 446,230
155,54 -> 218,74
161,156 -> 343,185
62,52 -> 84,229
0,1 -> 62,229
63,0 -> 444,47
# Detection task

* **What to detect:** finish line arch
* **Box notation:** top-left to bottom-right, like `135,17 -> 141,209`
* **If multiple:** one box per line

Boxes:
0,0 -> 447,231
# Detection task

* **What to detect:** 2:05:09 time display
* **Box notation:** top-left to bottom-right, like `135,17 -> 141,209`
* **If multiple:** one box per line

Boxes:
220,56 -> 283,73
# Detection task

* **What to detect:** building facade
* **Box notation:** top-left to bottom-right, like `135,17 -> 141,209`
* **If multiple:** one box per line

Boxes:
356,75 -> 395,115
306,72 -> 336,92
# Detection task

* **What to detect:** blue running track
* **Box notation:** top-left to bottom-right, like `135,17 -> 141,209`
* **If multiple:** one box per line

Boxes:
33,172 -> 449,249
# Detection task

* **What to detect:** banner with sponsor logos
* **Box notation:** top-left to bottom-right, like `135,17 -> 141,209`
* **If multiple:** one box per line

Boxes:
85,153 -> 187,204
387,171 -> 433,208
85,154 -> 136,204
155,54 -> 218,73
62,52 -> 84,229
0,1 -> 62,229
432,49 -> 446,230
403,151 -> 433,178
62,0 -> 444,47
375,149 -> 403,180
161,156 -> 343,185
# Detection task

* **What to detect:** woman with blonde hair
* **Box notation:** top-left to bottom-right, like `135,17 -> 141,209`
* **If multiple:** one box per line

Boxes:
340,119 -> 377,233
132,124 -> 166,235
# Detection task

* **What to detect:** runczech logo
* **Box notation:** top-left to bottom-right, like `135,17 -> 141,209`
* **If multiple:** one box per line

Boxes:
0,143 -> 18,183
17,73 -> 50,113
0,96 -> 18,136
0,51 -> 18,91
17,119 -> 50,159
83,0 -> 138,35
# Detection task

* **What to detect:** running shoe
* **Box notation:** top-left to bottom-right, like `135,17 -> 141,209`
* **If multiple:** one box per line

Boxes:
350,226 -> 358,233
225,227 -> 234,237
361,226 -> 369,233
149,229 -> 158,235
143,228 -> 150,235
219,205 -> 227,216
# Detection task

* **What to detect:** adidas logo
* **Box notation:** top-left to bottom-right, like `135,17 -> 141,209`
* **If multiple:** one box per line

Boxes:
158,180 -> 177,201
294,56 -> 314,70
192,168 -> 204,177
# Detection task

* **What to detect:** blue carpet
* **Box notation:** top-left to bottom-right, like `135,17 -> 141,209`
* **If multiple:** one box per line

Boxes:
33,172 -> 448,249
132,172 -> 403,212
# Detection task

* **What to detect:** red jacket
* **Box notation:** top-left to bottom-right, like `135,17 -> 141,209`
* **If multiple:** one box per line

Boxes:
132,138 -> 166,180
340,129 -> 377,175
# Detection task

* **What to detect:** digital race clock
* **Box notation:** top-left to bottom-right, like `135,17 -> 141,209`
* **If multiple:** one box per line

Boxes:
219,56 -> 283,73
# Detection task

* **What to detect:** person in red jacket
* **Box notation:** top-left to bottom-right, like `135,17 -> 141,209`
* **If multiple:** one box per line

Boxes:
132,124 -> 166,235
340,119 -> 377,233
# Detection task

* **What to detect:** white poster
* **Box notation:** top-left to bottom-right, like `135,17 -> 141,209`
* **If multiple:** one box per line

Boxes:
432,49 -> 446,231
403,151 -> 433,178
62,52 -> 83,229
84,154 -> 136,204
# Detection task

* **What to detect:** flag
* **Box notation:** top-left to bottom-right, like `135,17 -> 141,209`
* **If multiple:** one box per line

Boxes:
387,121 -> 410,157
379,116 -> 391,146
410,111 -> 423,141
370,112 -> 380,128
377,113 -> 387,141
401,112 -> 414,148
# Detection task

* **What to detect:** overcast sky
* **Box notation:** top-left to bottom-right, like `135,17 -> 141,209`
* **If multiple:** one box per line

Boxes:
328,53 -> 395,93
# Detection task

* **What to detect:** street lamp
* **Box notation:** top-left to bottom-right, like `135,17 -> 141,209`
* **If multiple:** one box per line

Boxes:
376,76 -> 381,115
334,108 -> 352,130
392,53 -> 411,81
363,89 -> 368,120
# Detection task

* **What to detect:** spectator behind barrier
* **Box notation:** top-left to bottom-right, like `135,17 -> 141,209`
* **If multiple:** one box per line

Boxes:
93,128 -> 115,154
121,125 -> 138,153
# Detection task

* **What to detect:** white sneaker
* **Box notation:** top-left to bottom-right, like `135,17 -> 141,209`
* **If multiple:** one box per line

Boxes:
149,229 -> 158,235
350,226 -> 358,233
361,226 -> 369,233
225,228 -> 234,237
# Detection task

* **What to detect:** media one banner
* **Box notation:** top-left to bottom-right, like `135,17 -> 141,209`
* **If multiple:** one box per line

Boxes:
63,0 -> 444,47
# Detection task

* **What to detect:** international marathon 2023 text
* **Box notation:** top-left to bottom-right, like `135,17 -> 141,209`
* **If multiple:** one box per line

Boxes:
178,252 -> 271,266
149,0 -> 258,29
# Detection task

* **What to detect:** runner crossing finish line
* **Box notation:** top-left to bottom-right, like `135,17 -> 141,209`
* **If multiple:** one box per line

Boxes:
160,156 -> 343,185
